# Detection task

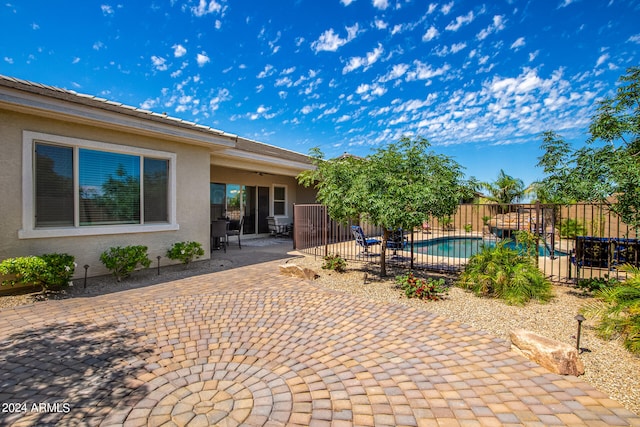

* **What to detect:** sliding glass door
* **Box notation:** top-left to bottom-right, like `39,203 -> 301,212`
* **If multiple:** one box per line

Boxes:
210,183 -> 271,235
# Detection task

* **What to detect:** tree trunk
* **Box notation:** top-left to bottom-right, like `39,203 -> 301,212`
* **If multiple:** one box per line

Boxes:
380,229 -> 389,276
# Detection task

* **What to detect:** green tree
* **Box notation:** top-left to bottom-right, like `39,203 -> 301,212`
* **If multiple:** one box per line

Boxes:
537,66 -> 640,227
298,136 -> 473,276
479,169 -> 525,212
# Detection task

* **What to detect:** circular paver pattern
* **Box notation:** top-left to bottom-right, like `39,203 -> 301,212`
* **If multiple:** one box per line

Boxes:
1,263 -> 639,426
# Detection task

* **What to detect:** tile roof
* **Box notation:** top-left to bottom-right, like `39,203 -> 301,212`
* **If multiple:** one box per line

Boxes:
0,74 -> 236,138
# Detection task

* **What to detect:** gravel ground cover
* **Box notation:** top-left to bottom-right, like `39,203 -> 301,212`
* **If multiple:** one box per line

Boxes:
1,253 -> 638,415
292,255 -> 640,416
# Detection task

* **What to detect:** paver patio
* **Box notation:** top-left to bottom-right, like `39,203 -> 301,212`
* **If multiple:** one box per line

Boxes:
0,258 -> 639,426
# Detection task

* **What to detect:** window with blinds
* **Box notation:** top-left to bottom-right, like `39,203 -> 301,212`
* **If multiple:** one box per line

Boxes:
35,144 -> 74,227
34,143 -> 169,228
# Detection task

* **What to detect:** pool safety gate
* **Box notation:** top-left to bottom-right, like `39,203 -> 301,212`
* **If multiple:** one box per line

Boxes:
293,203 -> 640,282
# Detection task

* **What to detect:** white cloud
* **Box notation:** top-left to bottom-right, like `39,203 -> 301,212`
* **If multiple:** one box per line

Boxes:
629,34 -> 640,44
510,37 -> 525,50
101,4 -> 114,15
209,88 -> 230,111
558,0 -> 576,7
172,44 -> 187,58
341,0 -> 355,5
374,19 -> 387,30
196,52 -> 210,66
257,64 -> 274,78
477,15 -> 506,40
151,55 -> 168,71
595,53 -> 609,67
343,43 -> 384,74
440,1 -> 453,15
93,41 -> 105,50
72,57 -> 80,64
4,57 -> 14,64
422,26 -> 439,42
191,0 -> 222,17
373,0 -> 389,10
405,61 -> 450,81
336,115 -> 351,123
445,11 -> 475,32
427,3 -> 438,14
311,24 -> 360,52
356,83 -> 387,100
379,63 -> 409,82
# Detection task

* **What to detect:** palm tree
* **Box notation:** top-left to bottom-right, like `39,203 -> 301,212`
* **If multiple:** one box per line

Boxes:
480,169 -> 525,213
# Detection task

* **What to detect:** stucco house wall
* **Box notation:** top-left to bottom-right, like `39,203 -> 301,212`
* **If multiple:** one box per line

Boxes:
0,108 -> 212,278
0,75 -> 316,282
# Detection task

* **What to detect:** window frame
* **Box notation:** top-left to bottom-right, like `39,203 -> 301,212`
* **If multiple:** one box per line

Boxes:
20,131 -> 178,239
272,184 -> 287,217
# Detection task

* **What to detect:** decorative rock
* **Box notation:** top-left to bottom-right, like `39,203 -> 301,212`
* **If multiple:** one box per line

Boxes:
278,264 -> 319,280
510,329 -> 585,376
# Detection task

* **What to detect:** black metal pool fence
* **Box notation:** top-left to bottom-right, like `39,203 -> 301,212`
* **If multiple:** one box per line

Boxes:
293,203 -> 640,282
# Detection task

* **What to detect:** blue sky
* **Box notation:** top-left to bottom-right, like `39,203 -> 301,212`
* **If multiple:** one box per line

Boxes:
2,1 -> 639,186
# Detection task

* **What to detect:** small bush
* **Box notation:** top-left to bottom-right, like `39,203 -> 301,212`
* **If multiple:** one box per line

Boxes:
558,218 -> 587,239
0,253 -> 76,292
576,275 -> 619,294
100,245 -> 151,282
0,256 -> 47,288
166,241 -> 205,265
458,240 -> 553,306
40,253 -> 76,290
322,253 -> 346,273
396,272 -> 446,301
581,264 -> 640,355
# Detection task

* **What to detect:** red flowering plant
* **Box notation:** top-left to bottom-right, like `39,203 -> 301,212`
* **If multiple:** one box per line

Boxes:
396,272 -> 446,301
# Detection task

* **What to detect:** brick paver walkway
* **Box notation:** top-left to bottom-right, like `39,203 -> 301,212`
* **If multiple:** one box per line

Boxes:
0,261 -> 638,426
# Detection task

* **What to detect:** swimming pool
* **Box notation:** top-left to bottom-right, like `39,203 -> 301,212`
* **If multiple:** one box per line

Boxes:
412,237 -> 568,258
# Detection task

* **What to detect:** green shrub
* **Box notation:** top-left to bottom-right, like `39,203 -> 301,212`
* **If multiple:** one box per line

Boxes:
0,253 -> 76,292
513,230 -> 539,258
458,240 -> 553,306
581,265 -> 640,355
396,272 -> 446,301
100,245 -> 151,282
0,256 -> 47,289
576,275 -> 619,294
166,241 -> 205,265
464,223 -> 473,232
39,253 -> 76,290
558,218 -> 587,239
322,253 -> 346,273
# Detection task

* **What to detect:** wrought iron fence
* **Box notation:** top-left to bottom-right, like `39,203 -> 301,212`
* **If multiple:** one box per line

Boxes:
293,203 -> 640,282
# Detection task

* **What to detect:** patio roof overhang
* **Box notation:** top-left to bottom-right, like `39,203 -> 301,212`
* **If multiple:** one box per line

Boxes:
210,147 -> 314,177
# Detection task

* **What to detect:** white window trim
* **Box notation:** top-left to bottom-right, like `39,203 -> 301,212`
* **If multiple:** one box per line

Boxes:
272,184 -> 288,218
19,131 -> 178,239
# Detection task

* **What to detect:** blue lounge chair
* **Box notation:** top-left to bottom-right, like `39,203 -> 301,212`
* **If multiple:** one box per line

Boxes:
351,225 -> 380,256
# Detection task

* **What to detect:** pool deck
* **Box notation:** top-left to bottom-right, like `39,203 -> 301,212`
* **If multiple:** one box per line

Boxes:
0,238 -> 639,426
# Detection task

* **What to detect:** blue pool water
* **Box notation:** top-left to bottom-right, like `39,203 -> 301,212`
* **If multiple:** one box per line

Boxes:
412,237 -> 568,258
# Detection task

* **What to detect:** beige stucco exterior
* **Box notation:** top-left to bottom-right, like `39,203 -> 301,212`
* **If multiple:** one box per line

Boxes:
1,108 -> 213,278
0,75 -> 315,282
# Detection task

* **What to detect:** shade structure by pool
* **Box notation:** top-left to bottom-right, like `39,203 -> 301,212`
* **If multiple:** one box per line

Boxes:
411,237 -> 568,258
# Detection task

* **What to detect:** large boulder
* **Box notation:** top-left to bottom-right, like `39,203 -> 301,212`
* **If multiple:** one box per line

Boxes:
279,264 -> 319,280
510,329 -> 585,376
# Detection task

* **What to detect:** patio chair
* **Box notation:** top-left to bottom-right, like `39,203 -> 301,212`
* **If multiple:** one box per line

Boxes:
211,220 -> 228,253
226,217 -> 244,249
351,225 -> 380,256
267,216 -> 290,237
387,229 -> 408,253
